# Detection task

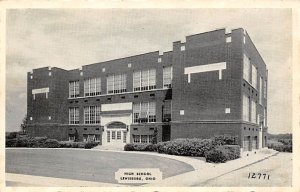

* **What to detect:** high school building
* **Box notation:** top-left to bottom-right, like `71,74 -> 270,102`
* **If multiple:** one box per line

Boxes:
26,28 -> 268,151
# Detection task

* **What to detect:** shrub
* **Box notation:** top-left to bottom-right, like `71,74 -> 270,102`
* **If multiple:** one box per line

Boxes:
268,142 -> 292,152
84,141 -> 98,149
156,138 -> 215,157
124,143 -> 157,151
212,135 -> 238,146
205,145 -> 240,163
6,138 -> 17,147
44,139 -> 60,148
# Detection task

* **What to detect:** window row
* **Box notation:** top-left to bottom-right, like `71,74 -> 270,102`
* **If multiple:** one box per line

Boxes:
133,134 -> 153,143
133,101 -> 156,123
84,106 -> 101,124
133,69 -> 156,91
243,54 -> 267,104
242,94 -> 257,124
68,67 -> 172,98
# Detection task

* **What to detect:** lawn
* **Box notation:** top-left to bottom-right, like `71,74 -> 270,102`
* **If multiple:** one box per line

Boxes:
6,148 -> 194,184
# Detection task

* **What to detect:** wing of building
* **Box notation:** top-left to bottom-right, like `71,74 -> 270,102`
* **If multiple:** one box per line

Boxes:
26,28 -> 268,151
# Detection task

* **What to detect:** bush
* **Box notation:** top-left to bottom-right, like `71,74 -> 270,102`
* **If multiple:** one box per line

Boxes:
84,141 -> 98,149
44,139 -> 60,148
6,138 -> 17,147
205,145 -> 240,163
212,135 -> 238,146
156,138 -> 215,157
124,143 -> 157,151
268,142 -> 292,152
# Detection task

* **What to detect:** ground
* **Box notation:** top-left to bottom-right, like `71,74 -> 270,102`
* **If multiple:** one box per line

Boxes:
200,152 -> 292,187
6,148 -> 194,185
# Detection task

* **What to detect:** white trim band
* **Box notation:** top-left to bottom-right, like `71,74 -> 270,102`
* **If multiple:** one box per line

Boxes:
184,62 -> 226,82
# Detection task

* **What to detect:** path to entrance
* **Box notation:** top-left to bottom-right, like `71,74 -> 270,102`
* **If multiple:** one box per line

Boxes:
6,148 -> 194,186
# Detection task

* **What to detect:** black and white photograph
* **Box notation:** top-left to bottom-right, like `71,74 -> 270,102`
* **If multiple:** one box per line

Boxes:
1,2 -> 299,191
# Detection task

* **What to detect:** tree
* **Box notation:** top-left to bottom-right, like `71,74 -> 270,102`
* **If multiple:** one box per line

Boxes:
20,114 -> 28,134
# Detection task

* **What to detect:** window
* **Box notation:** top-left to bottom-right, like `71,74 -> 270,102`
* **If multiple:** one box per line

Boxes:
163,66 -> 172,88
84,106 -> 101,124
243,54 -> 250,83
242,94 -> 250,122
251,100 -> 257,124
133,135 -> 153,143
133,135 -> 140,143
69,81 -> 80,98
264,80 -> 267,98
84,77 -> 101,96
107,131 -> 110,143
163,100 -> 171,121
264,107 -> 267,127
133,101 -> 156,123
133,69 -> 156,92
69,107 -> 79,124
117,131 -> 121,140
112,131 -> 116,139
252,65 -> 257,89
123,131 -> 127,143
107,74 -> 127,94
259,77 -> 263,105
141,135 -> 148,143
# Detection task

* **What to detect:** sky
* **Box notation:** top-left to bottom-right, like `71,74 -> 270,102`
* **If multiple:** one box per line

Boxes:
5,9 -> 292,134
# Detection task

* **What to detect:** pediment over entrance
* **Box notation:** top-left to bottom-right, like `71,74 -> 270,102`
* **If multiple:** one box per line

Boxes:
107,121 -> 127,129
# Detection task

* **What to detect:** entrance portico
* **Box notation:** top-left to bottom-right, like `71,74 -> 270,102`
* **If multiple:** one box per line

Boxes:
101,102 -> 132,148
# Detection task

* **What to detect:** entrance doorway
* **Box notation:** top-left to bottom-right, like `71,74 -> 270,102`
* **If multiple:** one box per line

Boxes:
106,121 -> 127,146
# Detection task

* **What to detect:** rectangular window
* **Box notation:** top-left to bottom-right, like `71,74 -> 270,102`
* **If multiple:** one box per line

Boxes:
107,131 -> 110,143
133,69 -> 156,92
259,77 -> 263,105
84,77 -> 101,96
107,74 -> 127,94
264,107 -> 267,127
123,131 -> 127,143
84,106 -> 101,124
69,107 -> 79,124
117,131 -> 121,140
252,65 -> 257,89
133,135 -> 140,143
133,102 -> 156,123
69,81 -> 80,98
141,135 -> 148,143
148,101 -> 156,122
112,131 -> 116,140
163,100 -> 171,121
163,66 -> 172,88
251,100 -> 257,124
243,54 -> 250,83
242,94 -> 250,122
264,80 -> 267,98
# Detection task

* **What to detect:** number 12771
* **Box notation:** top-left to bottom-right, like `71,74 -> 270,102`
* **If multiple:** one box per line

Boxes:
248,172 -> 270,180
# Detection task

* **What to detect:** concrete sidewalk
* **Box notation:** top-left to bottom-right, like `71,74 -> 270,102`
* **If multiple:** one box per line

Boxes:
6,173 -> 128,187
144,149 -> 279,186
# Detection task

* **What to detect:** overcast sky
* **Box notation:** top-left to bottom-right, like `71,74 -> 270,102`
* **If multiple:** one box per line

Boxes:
6,9 -> 292,134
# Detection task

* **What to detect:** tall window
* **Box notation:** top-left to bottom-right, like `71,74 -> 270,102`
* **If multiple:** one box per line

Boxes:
252,65 -> 257,89
69,81 -> 80,98
163,66 -> 172,88
243,54 -> 250,83
84,77 -> 101,96
259,77 -> 263,105
133,69 -> 156,92
264,107 -> 267,126
264,80 -> 267,98
163,100 -> 171,121
84,106 -> 101,124
107,74 -> 127,94
242,94 -> 250,122
133,101 -> 156,123
251,100 -> 257,124
69,107 -> 79,124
